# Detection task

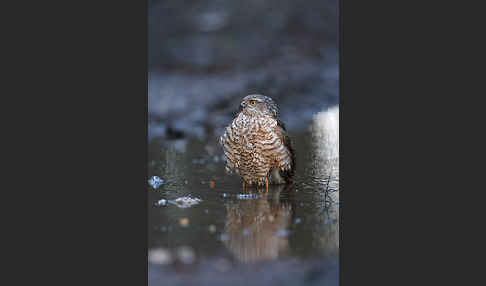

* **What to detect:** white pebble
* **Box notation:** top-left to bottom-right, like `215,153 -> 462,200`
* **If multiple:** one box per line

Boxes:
177,246 -> 196,264
148,248 -> 172,265
148,176 -> 164,189
155,199 -> 167,206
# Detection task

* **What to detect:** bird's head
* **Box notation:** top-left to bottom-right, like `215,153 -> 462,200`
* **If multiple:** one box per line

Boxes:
240,94 -> 279,117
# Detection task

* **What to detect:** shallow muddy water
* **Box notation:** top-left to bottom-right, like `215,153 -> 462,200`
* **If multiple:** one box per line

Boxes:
148,111 -> 339,284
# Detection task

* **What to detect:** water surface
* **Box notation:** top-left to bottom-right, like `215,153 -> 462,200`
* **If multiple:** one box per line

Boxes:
148,127 -> 339,269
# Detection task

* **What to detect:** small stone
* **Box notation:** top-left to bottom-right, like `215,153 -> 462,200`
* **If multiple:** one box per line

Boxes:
170,197 -> 202,208
177,246 -> 196,264
148,176 -> 164,189
208,225 -> 216,233
179,218 -> 189,227
236,193 -> 256,200
155,199 -> 167,206
148,248 -> 172,265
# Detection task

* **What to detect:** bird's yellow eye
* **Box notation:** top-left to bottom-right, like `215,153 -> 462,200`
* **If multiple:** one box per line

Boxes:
249,100 -> 257,106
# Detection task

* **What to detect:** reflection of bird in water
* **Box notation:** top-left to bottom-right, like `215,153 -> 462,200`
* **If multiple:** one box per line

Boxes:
222,185 -> 293,263
220,94 -> 295,191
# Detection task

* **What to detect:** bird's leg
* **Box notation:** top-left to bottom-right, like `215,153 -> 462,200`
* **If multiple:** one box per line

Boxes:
265,177 -> 269,192
242,180 -> 246,192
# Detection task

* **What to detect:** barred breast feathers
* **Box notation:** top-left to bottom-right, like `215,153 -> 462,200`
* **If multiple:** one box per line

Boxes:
221,112 -> 294,181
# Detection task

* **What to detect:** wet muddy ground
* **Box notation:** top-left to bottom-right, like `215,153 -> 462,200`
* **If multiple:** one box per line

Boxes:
148,118 -> 339,285
148,0 -> 339,141
148,52 -> 338,141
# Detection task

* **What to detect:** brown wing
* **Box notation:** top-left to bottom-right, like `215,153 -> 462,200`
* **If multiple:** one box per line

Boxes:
220,117 -> 243,174
275,118 -> 295,182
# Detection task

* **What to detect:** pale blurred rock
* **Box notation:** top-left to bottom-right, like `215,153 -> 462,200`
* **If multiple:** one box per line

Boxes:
177,246 -> 196,264
148,248 -> 172,265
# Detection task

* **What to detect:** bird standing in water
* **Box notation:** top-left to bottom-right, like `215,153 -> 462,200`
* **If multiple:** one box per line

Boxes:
220,94 -> 295,191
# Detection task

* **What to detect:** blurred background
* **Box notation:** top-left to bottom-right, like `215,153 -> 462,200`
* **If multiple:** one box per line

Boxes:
148,0 -> 338,140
